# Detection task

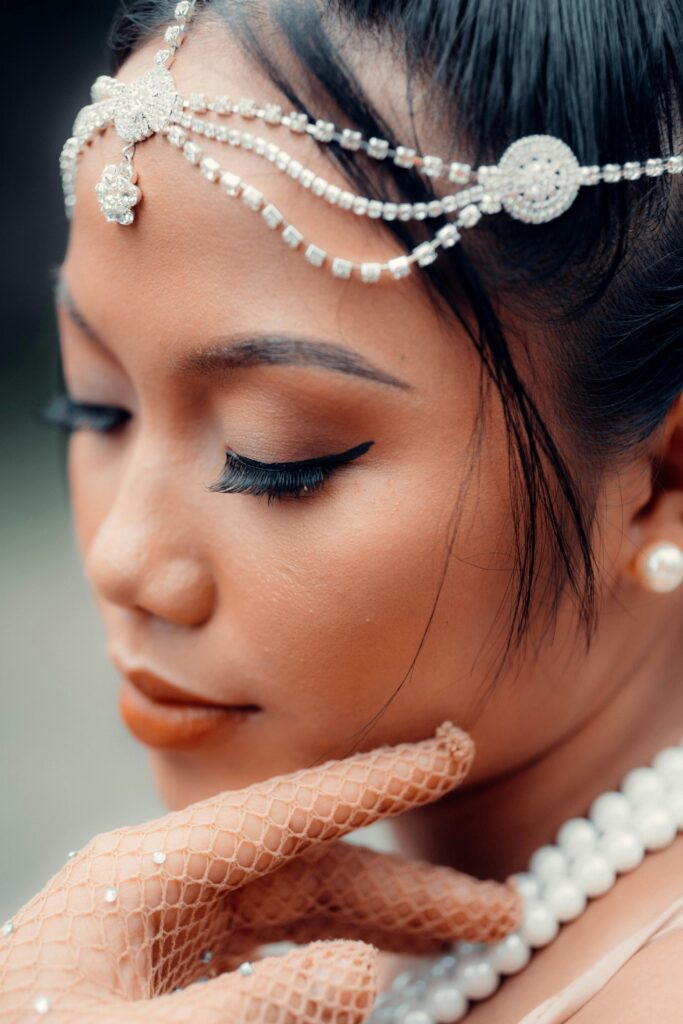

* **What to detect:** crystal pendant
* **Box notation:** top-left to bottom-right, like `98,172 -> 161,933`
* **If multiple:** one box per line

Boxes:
95,159 -> 141,225
111,66 -> 178,144
498,134 -> 581,224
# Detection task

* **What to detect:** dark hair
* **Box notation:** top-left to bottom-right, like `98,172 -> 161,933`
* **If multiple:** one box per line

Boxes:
107,0 -> 682,745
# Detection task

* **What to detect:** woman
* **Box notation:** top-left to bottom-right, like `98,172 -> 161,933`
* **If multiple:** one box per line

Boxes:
2,0 -> 682,1019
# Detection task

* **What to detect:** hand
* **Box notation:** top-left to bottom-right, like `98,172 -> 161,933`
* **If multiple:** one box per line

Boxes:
0,721 -> 522,1023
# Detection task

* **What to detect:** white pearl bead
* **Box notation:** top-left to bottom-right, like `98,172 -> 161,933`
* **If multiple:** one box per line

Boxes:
632,803 -> 677,850
555,817 -> 598,857
453,953 -> 500,1000
589,791 -> 632,831
569,852 -> 616,897
664,787 -> 683,829
520,899 -> 559,947
622,767 -> 666,806
529,845 -> 567,884
490,932 -> 531,975
598,828 -> 645,872
543,877 -> 587,922
400,1009 -> 433,1024
653,747 -> 683,788
510,872 -> 541,900
425,981 -> 469,1022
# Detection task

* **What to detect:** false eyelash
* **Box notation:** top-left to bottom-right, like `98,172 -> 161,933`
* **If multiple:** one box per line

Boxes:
208,441 -> 375,504
38,391 -> 130,433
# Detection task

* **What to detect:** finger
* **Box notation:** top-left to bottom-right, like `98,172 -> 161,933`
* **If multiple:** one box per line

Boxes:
104,720 -> 473,902
104,940 -> 378,1024
229,841 -> 523,946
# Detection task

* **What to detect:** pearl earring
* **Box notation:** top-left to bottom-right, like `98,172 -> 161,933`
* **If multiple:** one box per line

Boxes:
635,540 -> 683,593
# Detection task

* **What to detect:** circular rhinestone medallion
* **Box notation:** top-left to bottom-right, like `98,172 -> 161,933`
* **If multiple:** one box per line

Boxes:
498,134 -> 581,224
112,66 -> 178,143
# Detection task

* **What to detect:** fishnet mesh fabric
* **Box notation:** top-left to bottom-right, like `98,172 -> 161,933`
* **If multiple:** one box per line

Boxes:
0,722 -> 523,1022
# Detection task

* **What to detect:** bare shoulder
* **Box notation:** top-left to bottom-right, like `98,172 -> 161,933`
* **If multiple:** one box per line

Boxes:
569,926 -> 683,1023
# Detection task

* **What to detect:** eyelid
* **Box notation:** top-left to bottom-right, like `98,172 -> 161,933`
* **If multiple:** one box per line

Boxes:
226,440 -> 375,472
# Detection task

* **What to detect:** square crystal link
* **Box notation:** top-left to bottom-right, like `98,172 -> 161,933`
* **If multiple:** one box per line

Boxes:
313,119 -> 335,142
367,200 -> 383,219
288,112 -> 309,133
480,193 -> 503,214
203,123 -> 216,139
622,161 -> 643,179
353,197 -> 369,215
338,191 -> 355,210
164,24 -> 185,46
312,176 -> 328,196
422,155 -> 444,177
240,132 -> 255,150
299,169 -> 315,188
360,262 -> 382,282
667,155 -> 683,173
167,125 -> 188,147
645,158 -> 665,176
448,162 -> 471,183
602,164 -> 622,182
324,184 -> 342,204
191,117 -> 205,133
237,98 -> 257,118
282,225 -> 303,248
253,137 -> 268,156
275,152 -> 290,171
154,48 -> 173,65
341,129 -> 362,150
580,165 -> 601,185
200,157 -> 221,181
413,203 -> 428,220
305,244 -> 326,266
428,200 -> 443,217
175,1 -> 192,18
394,146 -> 416,168
183,141 -> 202,164
414,241 -> 438,266
213,96 -> 233,115
388,255 -> 411,278
368,137 -> 390,159
179,112 -> 193,128
331,257 -> 353,278
382,203 -> 398,220
220,170 -> 242,195
262,204 -> 284,229
436,223 -> 461,248
265,142 -> 279,161
286,159 -> 303,179
398,203 -> 413,221
188,93 -> 208,112
459,203 -> 481,227
215,126 -> 230,142
263,103 -> 283,124
242,185 -> 264,211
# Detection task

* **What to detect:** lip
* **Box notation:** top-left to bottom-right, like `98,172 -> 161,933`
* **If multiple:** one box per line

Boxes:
118,675 -> 259,750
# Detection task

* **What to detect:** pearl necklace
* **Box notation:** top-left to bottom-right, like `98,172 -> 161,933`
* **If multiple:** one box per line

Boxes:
366,737 -> 683,1024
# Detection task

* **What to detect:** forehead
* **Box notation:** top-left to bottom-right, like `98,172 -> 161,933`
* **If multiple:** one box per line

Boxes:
62,10 -> 467,388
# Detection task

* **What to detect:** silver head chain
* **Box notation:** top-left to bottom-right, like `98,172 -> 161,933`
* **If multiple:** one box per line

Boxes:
60,0 -> 683,285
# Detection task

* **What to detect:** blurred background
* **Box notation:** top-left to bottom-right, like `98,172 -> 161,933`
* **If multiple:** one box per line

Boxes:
0,1 -> 167,925
1,0 -> 391,927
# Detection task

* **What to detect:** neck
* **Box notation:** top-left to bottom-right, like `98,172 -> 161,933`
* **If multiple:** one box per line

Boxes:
391,639 -> 683,881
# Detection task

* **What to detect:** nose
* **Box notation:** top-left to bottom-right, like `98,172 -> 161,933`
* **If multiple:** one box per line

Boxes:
81,444 -> 217,627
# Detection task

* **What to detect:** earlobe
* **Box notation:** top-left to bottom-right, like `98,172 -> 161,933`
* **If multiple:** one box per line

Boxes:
626,396 -> 683,594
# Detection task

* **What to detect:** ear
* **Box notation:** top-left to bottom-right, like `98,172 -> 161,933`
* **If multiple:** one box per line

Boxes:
622,393 -> 683,591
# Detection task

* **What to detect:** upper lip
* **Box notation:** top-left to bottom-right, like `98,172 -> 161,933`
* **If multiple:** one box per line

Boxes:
110,654 -> 257,709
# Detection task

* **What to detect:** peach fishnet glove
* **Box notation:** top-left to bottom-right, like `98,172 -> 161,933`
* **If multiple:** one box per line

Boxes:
0,721 -> 523,1023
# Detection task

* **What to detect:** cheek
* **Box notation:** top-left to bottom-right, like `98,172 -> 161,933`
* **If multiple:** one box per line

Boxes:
220,445 -> 515,740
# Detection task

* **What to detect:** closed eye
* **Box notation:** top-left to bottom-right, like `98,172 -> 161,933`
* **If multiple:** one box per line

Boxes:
207,441 -> 374,504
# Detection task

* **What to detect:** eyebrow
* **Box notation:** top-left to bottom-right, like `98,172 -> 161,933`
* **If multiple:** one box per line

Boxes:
51,265 -> 413,392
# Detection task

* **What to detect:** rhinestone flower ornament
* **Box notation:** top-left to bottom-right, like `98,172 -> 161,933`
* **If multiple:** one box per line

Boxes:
59,0 -> 683,284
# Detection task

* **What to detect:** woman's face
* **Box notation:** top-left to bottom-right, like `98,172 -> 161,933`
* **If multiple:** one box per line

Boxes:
57,16 -> 648,809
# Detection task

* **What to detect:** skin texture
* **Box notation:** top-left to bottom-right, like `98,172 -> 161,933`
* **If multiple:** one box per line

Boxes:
53,11 -> 683,1020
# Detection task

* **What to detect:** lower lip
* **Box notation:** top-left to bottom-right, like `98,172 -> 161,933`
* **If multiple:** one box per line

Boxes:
118,676 -> 256,750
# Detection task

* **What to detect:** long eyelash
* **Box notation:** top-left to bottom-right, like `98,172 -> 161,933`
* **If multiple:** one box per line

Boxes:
38,391 -> 130,433
208,441 -> 374,504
